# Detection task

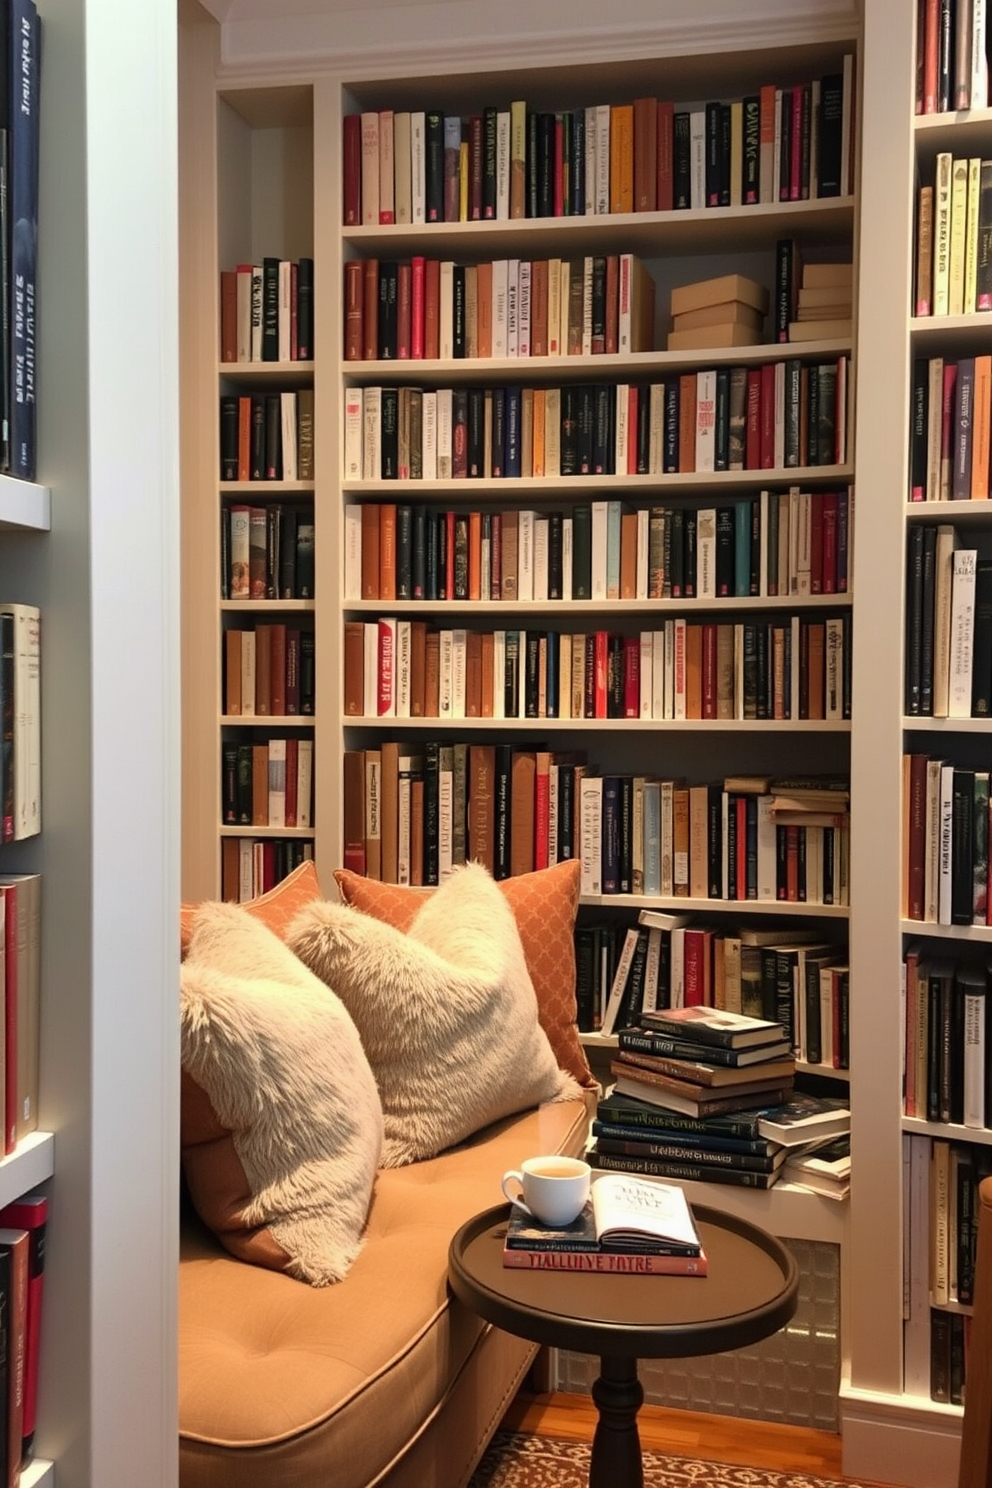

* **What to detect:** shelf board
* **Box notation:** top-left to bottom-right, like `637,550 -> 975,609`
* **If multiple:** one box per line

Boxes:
341,197 -> 856,260
219,826 -> 314,839
220,599 -> 315,612
344,465 -> 854,499
903,715 -> 992,732
0,476 -> 50,533
343,715 -> 852,732
220,714 -> 316,728
914,105 -> 992,157
903,1116 -> 992,1145
909,313 -> 992,351
345,339 -> 853,385
21,1459 -> 53,1488
0,1131 -> 54,1209
675,1174 -> 848,1245
220,481 -> 315,496
218,360 -> 314,387
578,893 -> 849,916
345,593 -> 854,616
901,918 -> 992,940
905,498 -> 992,521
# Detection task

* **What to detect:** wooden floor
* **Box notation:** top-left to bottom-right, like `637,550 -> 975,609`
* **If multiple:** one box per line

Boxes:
502,1388 -> 887,1483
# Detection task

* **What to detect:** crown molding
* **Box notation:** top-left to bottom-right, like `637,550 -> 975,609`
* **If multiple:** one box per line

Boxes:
211,0 -> 860,76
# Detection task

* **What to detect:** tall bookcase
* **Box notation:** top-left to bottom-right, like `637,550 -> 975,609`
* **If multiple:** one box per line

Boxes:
179,2 -> 988,1486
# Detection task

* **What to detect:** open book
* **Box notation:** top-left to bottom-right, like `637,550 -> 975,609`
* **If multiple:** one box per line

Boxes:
505,1172 -> 702,1256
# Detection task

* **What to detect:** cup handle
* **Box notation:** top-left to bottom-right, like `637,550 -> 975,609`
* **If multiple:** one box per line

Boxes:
501,1170 -> 532,1215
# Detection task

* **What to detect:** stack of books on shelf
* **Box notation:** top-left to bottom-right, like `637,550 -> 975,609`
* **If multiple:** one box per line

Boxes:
219,389 -> 315,484
666,273 -> 769,352
788,260 -> 853,344
782,1133 -> 851,1199
502,1170 -> 706,1273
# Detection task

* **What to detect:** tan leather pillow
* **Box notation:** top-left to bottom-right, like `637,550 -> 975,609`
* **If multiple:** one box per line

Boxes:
181,901 -> 383,1285
332,858 -> 598,1091
180,859 -> 322,957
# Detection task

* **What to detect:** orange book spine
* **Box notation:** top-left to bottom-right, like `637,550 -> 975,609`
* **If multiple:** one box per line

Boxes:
468,510 -> 482,599
344,260 -> 364,361
362,258 -> 379,360
378,503 -> 397,601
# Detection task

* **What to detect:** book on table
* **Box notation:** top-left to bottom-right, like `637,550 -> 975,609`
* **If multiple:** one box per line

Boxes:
638,1005 -> 787,1050
502,1171 -> 707,1273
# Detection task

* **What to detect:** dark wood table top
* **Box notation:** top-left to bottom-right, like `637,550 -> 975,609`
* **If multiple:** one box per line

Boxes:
449,1202 -> 799,1359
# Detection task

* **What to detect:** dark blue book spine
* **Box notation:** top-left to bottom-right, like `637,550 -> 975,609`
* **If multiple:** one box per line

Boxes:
9,0 -> 37,480
504,385 -> 521,477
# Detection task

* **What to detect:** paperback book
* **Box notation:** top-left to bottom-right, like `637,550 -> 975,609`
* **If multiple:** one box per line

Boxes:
639,1005 -> 787,1049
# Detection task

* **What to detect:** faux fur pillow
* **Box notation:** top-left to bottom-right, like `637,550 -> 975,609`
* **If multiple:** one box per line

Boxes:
288,862 -> 582,1166
181,902 -> 384,1285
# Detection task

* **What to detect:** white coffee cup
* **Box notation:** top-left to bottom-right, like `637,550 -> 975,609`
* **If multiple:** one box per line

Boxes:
501,1155 -> 591,1226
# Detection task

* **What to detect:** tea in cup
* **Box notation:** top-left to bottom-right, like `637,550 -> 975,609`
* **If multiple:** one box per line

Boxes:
500,1155 -> 591,1226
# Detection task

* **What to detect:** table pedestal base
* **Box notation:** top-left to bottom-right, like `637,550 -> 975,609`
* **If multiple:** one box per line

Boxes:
590,1355 -> 644,1488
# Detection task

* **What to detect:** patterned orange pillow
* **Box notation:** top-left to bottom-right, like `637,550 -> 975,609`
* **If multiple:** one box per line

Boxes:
180,859 -> 323,957
332,859 -> 598,1091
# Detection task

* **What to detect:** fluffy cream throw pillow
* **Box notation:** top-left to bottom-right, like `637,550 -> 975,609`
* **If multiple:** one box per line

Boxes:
288,862 -> 582,1166
181,901 -> 384,1285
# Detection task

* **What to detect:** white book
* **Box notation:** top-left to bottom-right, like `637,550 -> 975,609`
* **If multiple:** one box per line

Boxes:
362,387 -> 382,480
664,621 -> 676,721
639,631 -> 653,719
670,927 -> 685,1009
689,109 -> 706,209
450,628 -> 467,719
696,508 -> 717,600
601,927 -> 641,1036
660,779 -> 675,896
238,837 -> 254,901
378,107 -> 395,224
240,630 -> 256,715
584,105 -> 598,215
344,504 -> 362,600
790,614 -> 801,721
974,0 -> 989,107
365,753 -> 381,868
818,963 -> 835,1067
579,775 -> 603,895
278,260 -> 293,361
517,510 -> 535,601
363,622 -> 379,718
614,383 -> 629,473
395,619 -> 412,719
532,516 -> 548,601
280,391 -> 297,481
0,604 -> 41,838
948,548 -> 977,718
492,259 -> 509,358
421,390 -> 438,480
396,758 -> 413,886
297,739 -> 314,829
495,109 -> 511,220
694,370 -> 716,473
756,793 -> 776,900
825,618 -> 844,720
438,260 -> 455,358
410,110 -> 426,224
518,259 -> 532,357
924,757 -> 942,922
250,264 -> 263,361
595,103 -> 611,213
360,111 -> 380,227
438,629 -> 454,716
393,111 -> 412,224
636,508 -> 649,600
229,507 -> 250,599
931,1137 -> 950,1305
506,258 -> 520,357
939,761 -> 955,924
934,151 -> 953,317
344,387 -> 363,480
558,633 -> 572,718
267,738 -> 287,828
436,388 -> 453,479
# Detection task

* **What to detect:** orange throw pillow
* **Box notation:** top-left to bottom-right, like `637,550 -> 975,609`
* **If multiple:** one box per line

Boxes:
333,859 -> 598,1091
180,859 -> 323,957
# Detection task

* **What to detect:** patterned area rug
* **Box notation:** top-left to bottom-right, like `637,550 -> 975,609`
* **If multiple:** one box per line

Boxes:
468,1431 -> 871,1487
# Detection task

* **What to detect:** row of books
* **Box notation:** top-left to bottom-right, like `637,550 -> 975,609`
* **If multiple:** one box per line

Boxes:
914,153 -> 992,318
219,390 -> 316,484
909,356 -> 992,503
343,68 -> 854,229
903,949 -> 992,1127
904,754 -> 992,924
221,737 -> 314,830
343,358 -> 850,481
219,257 -> 315,363
220,837 -> 314,905
346,488 -> 855,605
345,616 -> 851,725
0,1191 -> 48,1475
1,1 -> 40,481
592,910 -> 849,1066
222,503 -> 315,602
916,0 -> 990,114
344,252 -> 655,362
0,606 -> 40,846
904,529 -> 990,719
223,624 -> 315,719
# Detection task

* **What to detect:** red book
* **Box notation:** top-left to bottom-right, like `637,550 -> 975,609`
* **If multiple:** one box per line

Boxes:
362,258 -> 379,360
269,623 -> 287,717
0,1227 -> 27,1484
922,0 -> 939,114
342,113 -> 362,224
410,256 -> 426,359
809,499 -> 824,594
593,630 -> 609,718
0,1195 -> 46,1464
284,737 -> 299,827
377,619 -> 395,716
700,623 -> 718,719
424,257 -> 441,360
623,635 -> 640,718
821,492 -> 839,593
396,262 -> 412,359
237,395 -> 251,481
633,96 -> 658,212
759,362 -> 776,469
343,261 -> 364,361
745,368 -> 762,469
941,362 -> 957,494
905,752 -> 928,920
657,101 -> 674,211
0,885 -> 16,1153
534,752 -> 550,871
682,928 -> 709,1007
786,824 -> 800,901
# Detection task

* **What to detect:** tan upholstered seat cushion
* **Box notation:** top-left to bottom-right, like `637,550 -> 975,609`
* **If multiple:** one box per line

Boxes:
289,862 -> 581,1165
179,1098 -> 590,1488
333,858 -> 598,1090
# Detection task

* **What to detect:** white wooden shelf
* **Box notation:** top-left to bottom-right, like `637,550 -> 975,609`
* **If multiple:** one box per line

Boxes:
344,594 -> 854,616
343,715 -> 852,732
220,598 -> 315,612
578,893 -> 849,916
220,714 -> 316,728
0,476 -> 50,534
903,716 -> 992,732
21,1458 -> 54,1488
905,499 -> 992,522
901,919 -> 992,941
344,465 -> 855,498
903,1117 -> 992,1146
0,1131 -> 54,1210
